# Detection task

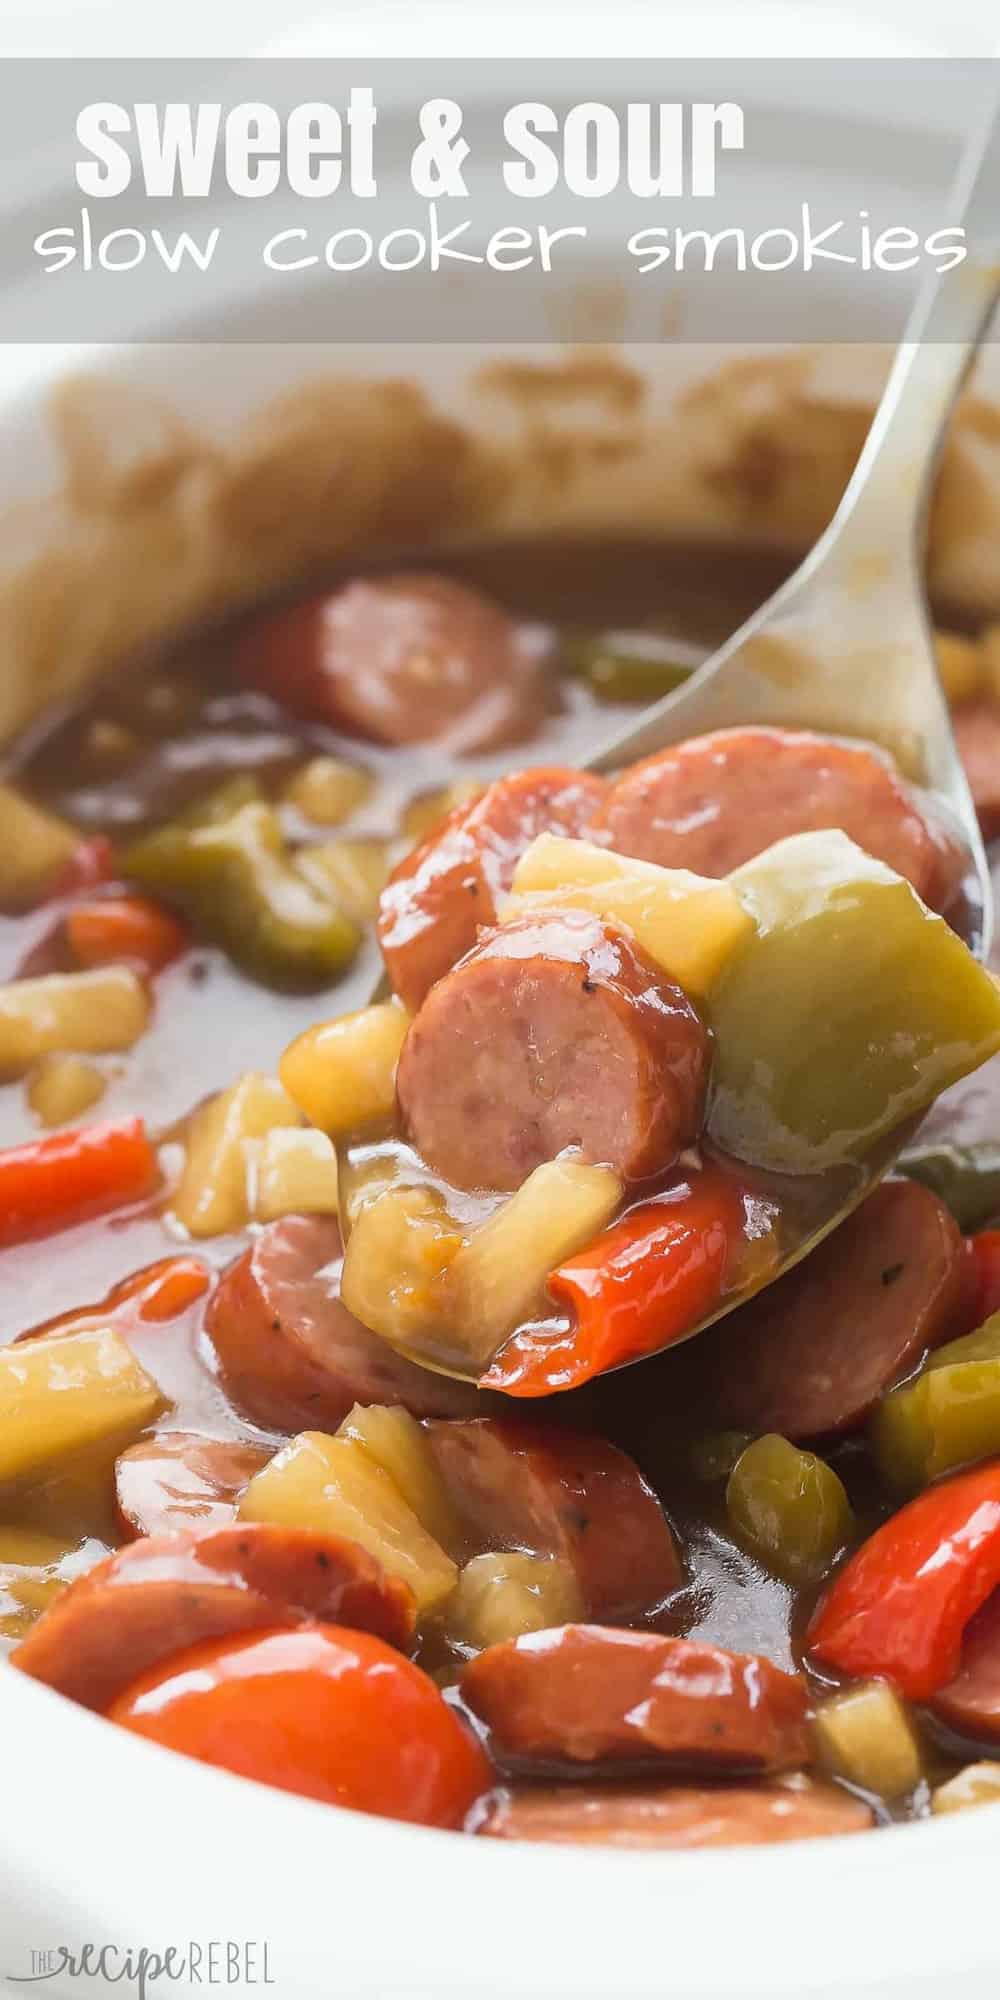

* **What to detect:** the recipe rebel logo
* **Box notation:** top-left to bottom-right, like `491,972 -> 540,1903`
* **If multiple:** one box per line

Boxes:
6,1940 -> 275,1999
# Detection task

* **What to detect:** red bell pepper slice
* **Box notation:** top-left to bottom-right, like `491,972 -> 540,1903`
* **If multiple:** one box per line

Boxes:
483,1169 -> 743,1397
20,1254 -> 211,1342
808,1458 -> 1000,1700
66,895 -> 187,977
126,1256 -> 211,1321
0,1119 -> 158,1248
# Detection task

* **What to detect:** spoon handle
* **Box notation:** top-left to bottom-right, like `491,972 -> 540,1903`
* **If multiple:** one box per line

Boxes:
814,93 -> 1000,570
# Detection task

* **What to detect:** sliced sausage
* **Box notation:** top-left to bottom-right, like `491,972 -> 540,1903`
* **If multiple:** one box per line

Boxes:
379,766 -> 609,1013
954,699 -> 1000,840
425,1420 -> 681,1618
115,1432 -> 274,1541
932,1589 -> 1000,1743
461,1625 -> 810,1773
474,1774 -> 874,1847
597,726 -> 963,911
204,1214 -> 481,1434
396,911 -> 711,1193
12,1520 -> 414,1711
237,573 -> 547,752
669,1180 -> 967,1440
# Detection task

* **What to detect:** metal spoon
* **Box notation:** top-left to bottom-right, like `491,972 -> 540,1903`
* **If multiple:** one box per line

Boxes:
588,101 -> 1000,963
360,101 -> 1000,1386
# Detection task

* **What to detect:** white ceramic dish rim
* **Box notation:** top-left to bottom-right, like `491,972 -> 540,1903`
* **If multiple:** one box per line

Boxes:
1,45 -> 1000,2000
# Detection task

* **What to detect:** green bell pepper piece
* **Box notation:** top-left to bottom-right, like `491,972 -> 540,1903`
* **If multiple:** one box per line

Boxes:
870,1311 -> 1000,1490
726,1432 -> 854,1584
900,1140 -> 1000,1231
124,800 -> 360,991
710,831 -> 1000,1175
688,1429 -> 754,1484
562,629 -> 698,703
175,774 -> 263,828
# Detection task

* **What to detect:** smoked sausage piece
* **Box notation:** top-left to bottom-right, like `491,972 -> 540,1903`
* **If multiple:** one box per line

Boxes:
396,911 -> 711,1192
670,1181 -> 967,1440
378,766 -> 609,1013
473,1775 -> 874,1847
461,1625 -> 810,1772
931,1590 -> 1000,1744
425,1419 -> 682,1618
115,1432 -> 274,1541
597,726 -> 962,910
238,573 -> 547,752
12,1521 -> 415,1710
204,1214 -> 481,1434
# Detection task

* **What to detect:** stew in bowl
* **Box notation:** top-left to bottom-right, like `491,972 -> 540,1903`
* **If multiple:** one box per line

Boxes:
3,535 -> 1000,1849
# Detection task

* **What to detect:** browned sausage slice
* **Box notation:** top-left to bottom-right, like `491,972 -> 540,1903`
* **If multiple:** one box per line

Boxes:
237,573 -> 547,752
396,911 -> 711,1192
12,1521 -> 415,1711
115,1432 -> 273,1541
461,1625 -> 810,1773
379,766 -> 609,1013
931,1589 -> 1000,1743
597,726 -> 963,911
474,1775 -> 874,1847
204,1214 -> 481,1434
425,1420 -> 681,1618
954,699 -> 1000,840
670,1181 -> 967,1440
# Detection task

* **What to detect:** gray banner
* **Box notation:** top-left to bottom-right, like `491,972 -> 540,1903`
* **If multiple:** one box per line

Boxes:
0,57 -> 994,342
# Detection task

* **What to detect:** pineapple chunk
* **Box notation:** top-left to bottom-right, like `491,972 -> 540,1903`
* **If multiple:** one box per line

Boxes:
0,968 -> 150,1079
239,1430 -> 456,1615
932,1763 -> 1000,1814
0,785 -> 78,912
340,1187 -> 463,1362
341,1163 -> 621,1375
812,1681 -> 923,1799
171,1072 -> 300,1238
27,1054 -> 108,1128
337,1140 -> 418,1236
400,780 -> 484,844
447,1552 -> 583,1653
445,1161 -> 622,1367
280,1000 -> 410,1138
0,1328 -> 166,1485
250,1126 -> 340,1224
339,1404 -> 462,1556
283,756 -> 372,826
0,1529 -> 105,1639
0,1527 -> 75,1566
507,834 -> 754,999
